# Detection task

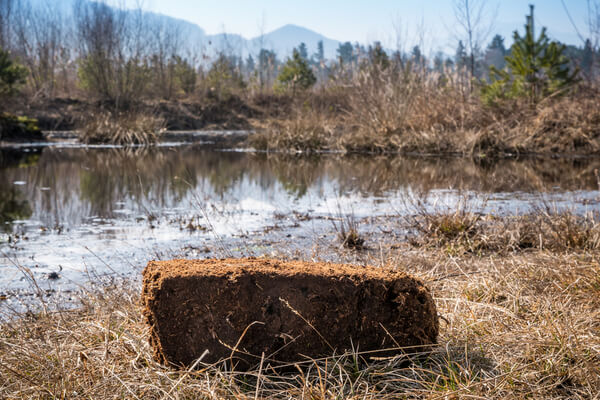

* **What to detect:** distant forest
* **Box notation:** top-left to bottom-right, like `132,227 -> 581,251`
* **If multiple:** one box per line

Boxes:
0,0 -> 598,105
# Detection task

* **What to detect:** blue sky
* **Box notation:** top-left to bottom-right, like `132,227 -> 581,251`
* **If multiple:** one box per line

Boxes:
138,0 -> 591,51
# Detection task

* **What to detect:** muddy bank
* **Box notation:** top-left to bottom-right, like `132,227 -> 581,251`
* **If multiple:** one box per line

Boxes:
142,258 -> 438,369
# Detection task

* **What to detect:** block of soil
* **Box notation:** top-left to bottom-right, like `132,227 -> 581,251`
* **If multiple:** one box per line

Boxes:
142,258 -> 438,369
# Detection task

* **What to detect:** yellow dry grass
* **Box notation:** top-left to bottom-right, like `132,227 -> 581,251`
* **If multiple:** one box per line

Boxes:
249,72 -> 600,156
1,244 -> 599,398
80,111 -> 166,145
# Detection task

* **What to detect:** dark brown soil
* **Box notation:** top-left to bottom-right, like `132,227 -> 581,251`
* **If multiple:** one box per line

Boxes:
142,258 -> 438,370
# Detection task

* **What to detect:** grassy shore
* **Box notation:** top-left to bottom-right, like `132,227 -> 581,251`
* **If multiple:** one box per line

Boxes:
6,80 -> 600,155
1,211 -> 599,399
249,86 -> 600,156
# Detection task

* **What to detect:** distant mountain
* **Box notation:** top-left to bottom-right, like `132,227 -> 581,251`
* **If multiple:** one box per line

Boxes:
249,24 -> 340,60
196,24 -> 340,60
22,0 -> 343,60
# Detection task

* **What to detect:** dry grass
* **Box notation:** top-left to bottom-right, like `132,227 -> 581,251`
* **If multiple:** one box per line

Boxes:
249,108 -> 338,153
80,111 -> 166,145
516,92 -> 600,154
331,213 -> 366,250
248,71 -> 600,156
406,203 -> 600,254
1,245 -> 599,398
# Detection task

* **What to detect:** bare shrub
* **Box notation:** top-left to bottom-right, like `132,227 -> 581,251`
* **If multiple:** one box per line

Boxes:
345,65 -> 419,138
11,0 -> 71,98
74,0 -> 150,109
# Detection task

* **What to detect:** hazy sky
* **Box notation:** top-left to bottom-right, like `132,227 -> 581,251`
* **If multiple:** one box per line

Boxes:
137,0 -> 592,51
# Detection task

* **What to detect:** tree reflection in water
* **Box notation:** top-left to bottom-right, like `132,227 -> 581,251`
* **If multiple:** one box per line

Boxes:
0,149 -> 37,233
0,145 -> 599,231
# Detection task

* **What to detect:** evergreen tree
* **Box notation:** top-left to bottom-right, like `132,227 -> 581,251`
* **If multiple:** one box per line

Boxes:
581,39 -> 594,79
484,34 -> 507,70
311,40 -> 326,82
276,49 -> 316,92
206,53 -> 246,100
172,56 -> 196,95
412,45 -> 422,65
245,54 -> 255,73
313,40 -> 324,63
368,42 -> 390,69
455,40 -> 468,69
258,49 -> 277,70
297,42 -> 308,60
488,35 -> 506,53
337,42 -> 354,65
482,5 -> 579,104
0,47 -> 27,97
258,48 -> 278,88
433,51 -> 445,73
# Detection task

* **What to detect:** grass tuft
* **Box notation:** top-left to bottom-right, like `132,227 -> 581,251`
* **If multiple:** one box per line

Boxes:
331,211 -> 366,250
407,203 -> 600,253
80,110 -> 166,145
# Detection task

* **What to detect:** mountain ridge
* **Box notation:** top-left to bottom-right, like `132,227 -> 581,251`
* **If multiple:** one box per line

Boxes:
24,0 -> 342,60
204,23 -> 341,60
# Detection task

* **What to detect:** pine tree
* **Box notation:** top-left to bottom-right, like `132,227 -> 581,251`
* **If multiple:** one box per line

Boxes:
297,43 -> 308,60
485,34 -> 507,70
337,42 -> 354,65
245,54 -> 255,73
314,40 -> 324,63
0,47 -> 27,97
581,39 -> 594,80
482,5 -> 579,105
455,41 -> 468,70
433,52 -> 445,73
488,34 -> 506,52
276,49 -> 316,92
412,45 -> 422,64
258,49 -> 278,88
206,53 -> 246,100
172,56 -> 196,95
369,42 -> 390,69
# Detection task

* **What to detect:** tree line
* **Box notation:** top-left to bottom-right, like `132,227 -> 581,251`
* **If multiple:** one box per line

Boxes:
0,0 -> 599,110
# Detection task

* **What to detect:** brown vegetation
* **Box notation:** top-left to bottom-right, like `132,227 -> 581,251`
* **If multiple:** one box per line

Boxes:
250,80 -> 600,156
406,203 -> 600,253
80,110 -> 166,145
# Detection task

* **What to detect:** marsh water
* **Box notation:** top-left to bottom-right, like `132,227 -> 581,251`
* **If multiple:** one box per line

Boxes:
1,142 -> 599,308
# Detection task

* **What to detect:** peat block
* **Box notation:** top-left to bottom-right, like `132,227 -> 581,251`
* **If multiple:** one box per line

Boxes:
142,258 -> 438,369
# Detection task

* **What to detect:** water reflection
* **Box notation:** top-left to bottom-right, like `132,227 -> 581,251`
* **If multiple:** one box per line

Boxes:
0,186 -> 32,233
0,145 -> 599,232
0,149 -> 38,232
1,145 -> 599,298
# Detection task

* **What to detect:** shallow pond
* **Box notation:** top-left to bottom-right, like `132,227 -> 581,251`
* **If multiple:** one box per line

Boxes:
1,143 -> 599,309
